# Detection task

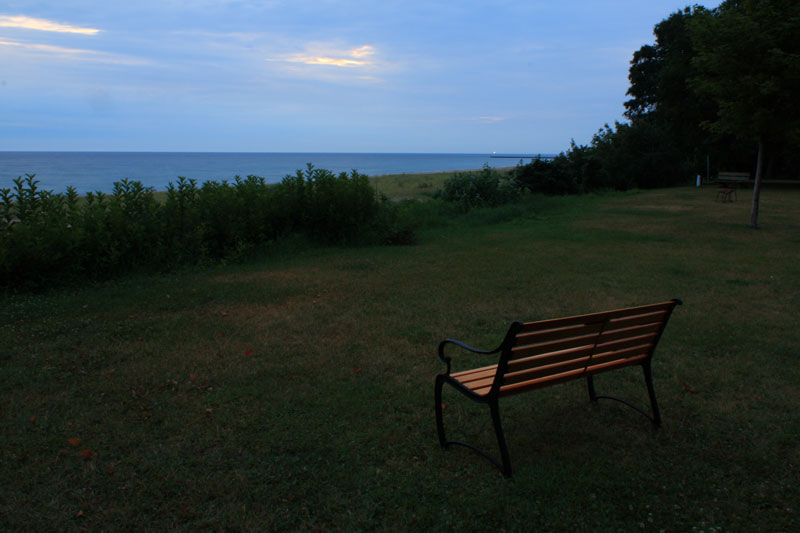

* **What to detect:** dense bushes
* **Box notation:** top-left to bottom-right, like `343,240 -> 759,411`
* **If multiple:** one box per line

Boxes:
437,166 -> 519,211
512,153 -> 582,195
434,132 -> 694,216
509,121 -> 696,198
1,166 -> 409,289
586,121 -> 694,190
434,125 -> 698,214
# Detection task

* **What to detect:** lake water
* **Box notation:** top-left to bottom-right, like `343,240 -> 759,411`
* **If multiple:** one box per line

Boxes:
0,152 -> 551,194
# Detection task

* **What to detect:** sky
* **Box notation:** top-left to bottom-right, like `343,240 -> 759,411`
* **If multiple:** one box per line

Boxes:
0,1 -> 721,153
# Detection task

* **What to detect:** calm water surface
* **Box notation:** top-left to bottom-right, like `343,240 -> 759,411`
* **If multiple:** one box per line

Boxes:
0,152 -> 549,194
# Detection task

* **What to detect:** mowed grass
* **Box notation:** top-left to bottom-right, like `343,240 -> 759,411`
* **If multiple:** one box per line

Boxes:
369,167 -> 515,201
1,185 -> 798,530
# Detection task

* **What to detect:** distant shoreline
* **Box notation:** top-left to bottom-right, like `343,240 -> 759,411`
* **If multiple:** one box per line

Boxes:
370,165 -> 517,178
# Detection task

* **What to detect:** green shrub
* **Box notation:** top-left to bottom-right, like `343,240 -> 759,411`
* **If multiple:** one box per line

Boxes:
1,166 -> 414,289
589,121 -> 692,189
104,179 -> 161,270
0,176 -> 81,287
275,164 -> 401,245
370,196 -> 417,246
195,175 -> 284,260
163,177 -> 202,264
438,166 -> 519,212
512,121 -> 695,196
512,155 -> 581,195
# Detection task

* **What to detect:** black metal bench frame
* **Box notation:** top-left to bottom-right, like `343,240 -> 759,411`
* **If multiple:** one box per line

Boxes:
434,299 -> 682,477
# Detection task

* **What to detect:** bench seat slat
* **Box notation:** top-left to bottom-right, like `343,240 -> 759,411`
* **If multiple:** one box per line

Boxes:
455,375 -> 495,392
450,365 -> 497,397
451,364 -> 496,380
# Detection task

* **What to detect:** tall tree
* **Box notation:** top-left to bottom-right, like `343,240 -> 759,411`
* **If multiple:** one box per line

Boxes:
626,7 -> 704,121
690,0 -> 800,228
625,7 -> 719,170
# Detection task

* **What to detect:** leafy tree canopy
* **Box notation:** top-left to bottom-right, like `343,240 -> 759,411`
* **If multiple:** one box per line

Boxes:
690,0 -> 800,147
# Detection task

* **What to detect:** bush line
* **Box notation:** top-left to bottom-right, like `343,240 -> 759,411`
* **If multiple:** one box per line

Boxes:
2,152 -> 686,289
0,165 -> 412,289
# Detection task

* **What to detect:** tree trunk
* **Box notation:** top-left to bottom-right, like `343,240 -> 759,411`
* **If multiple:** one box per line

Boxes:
749,138 -> 764,228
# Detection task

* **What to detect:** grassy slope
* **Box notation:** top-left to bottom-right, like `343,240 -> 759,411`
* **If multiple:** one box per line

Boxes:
1,185 -> 798,530
369,167 -> 515,201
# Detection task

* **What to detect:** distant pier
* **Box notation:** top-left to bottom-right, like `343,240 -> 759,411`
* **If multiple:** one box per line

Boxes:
490,153 -> 556,161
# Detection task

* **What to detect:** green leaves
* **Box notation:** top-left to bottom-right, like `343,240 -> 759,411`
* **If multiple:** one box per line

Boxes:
689,0 -> 800,145
1,167 -> 409,289
438,166 -> 519,212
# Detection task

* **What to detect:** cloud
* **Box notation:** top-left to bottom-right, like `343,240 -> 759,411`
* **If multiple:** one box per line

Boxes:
0,15 -> 101,35
1,39 -> 87,54
0,39 -> 149,66
283,44 -> 376,68
263,42 -> 392,84
469,116 -> 507,123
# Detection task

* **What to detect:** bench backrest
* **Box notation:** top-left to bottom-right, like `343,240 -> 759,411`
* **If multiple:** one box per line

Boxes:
718,171 -> 750,182
493,300 -> 681,397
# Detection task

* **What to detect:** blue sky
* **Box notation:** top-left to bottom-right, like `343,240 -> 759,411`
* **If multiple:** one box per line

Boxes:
1,1 -> 720,153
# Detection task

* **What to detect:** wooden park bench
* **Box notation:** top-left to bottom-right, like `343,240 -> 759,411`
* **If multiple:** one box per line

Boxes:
716,171 -> 750,202
434,299 -> 682,477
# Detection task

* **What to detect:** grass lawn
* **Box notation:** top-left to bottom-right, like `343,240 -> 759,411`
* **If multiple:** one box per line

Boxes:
1,185 -> 798,530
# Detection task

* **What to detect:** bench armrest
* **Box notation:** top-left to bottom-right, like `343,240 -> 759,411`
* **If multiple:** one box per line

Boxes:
437,338 -> 501,375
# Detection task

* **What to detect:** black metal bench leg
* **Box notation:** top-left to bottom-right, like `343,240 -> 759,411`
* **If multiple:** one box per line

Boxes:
434,375 -> 447,448
584,367 -> 662,425
490,399 -> 512,477
587,375 -> 598,402
435,379 -> 511,476
642,361 -> 662,427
